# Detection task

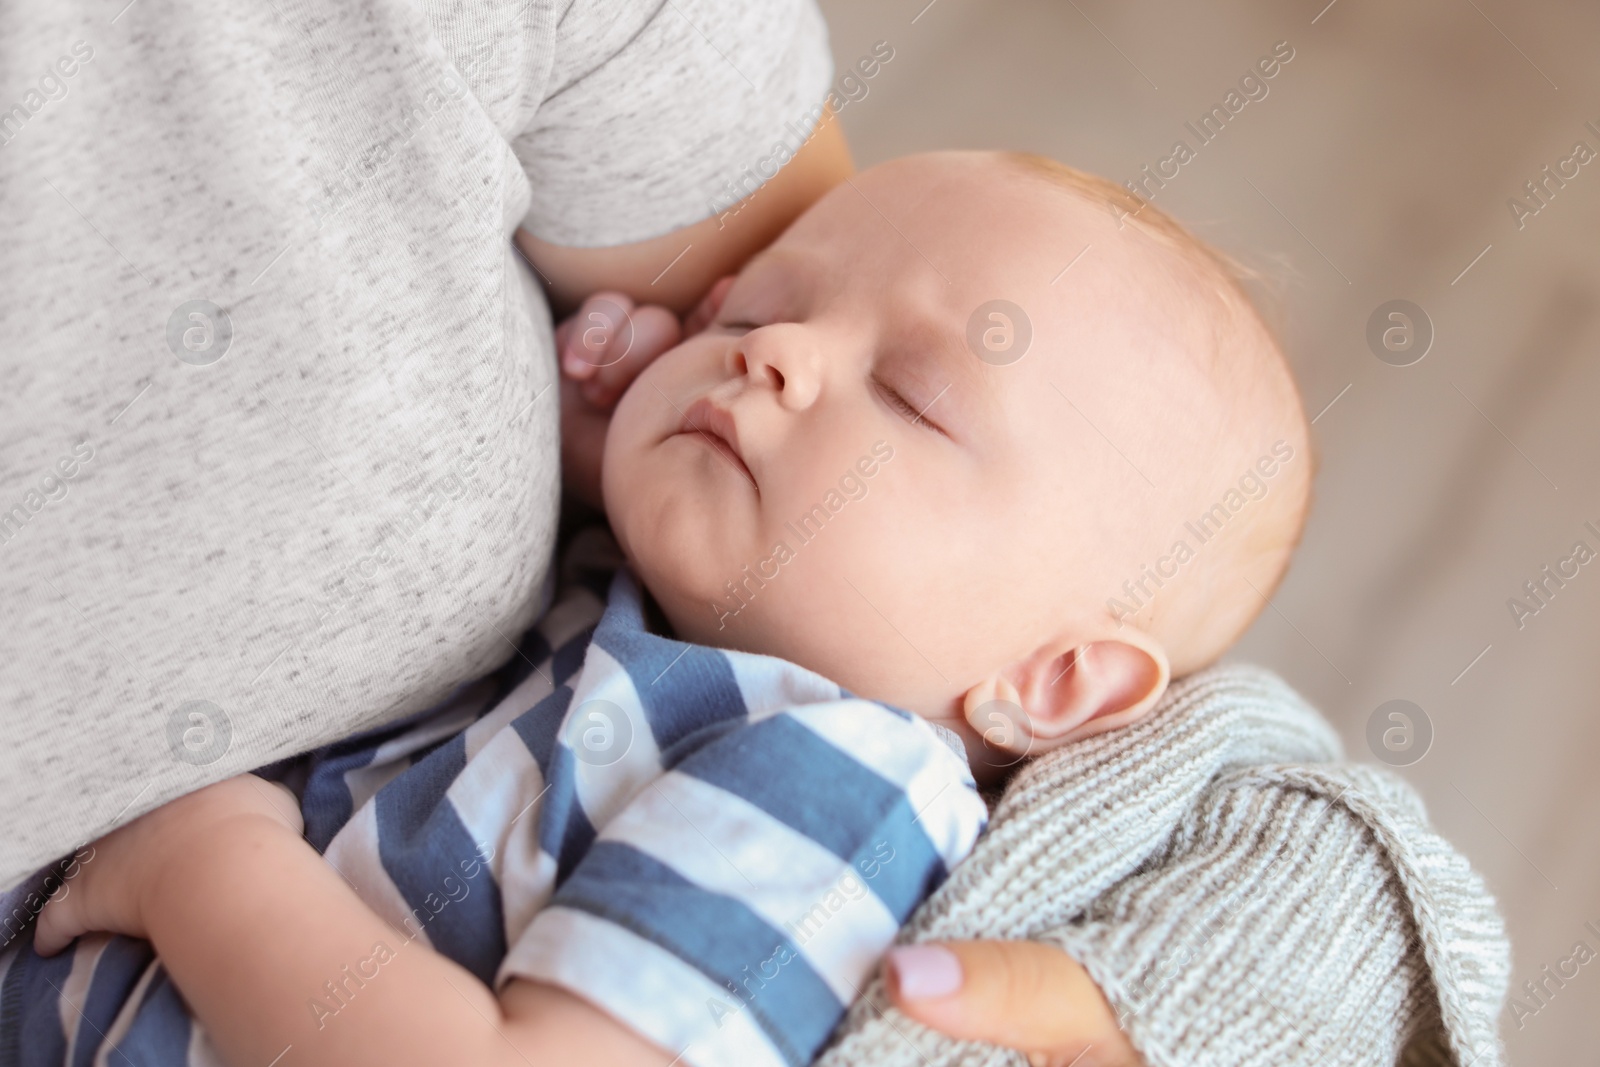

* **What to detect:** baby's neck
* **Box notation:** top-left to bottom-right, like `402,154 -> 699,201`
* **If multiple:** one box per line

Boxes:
636,578 -> 1025,791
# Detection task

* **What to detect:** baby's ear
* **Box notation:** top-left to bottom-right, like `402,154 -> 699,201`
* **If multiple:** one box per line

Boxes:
681,274 -> 738,337
963,634 -> 1170,757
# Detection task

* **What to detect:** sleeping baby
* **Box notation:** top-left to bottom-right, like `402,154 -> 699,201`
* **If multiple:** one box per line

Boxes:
15,149 -> 1311,1067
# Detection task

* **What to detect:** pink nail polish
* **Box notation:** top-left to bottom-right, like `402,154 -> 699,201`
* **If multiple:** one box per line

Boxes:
887,945 -> 962,1000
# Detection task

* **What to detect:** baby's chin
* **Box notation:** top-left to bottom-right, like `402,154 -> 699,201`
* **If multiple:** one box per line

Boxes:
606,492 -> 742,642
625,546 -> 718,642
609,502 -> 778,643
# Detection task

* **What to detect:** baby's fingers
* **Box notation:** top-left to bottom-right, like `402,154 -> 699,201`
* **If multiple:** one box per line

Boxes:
33,890 -> 79,956
559,292 -> 635,380
33,849 -> 111,956
581,305 -> 681,409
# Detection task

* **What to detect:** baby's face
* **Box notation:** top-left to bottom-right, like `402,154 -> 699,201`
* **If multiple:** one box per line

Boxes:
603,152 -> 1219,729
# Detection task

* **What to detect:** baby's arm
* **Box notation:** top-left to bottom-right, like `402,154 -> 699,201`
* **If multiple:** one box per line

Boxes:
37,700 -> 993,1067
36,777 -> 673,1067
148,822 -> 672,1066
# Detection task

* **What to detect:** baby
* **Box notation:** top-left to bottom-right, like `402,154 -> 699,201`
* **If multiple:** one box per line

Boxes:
593,150 -> 1310,767
19,150 -> 1311,1067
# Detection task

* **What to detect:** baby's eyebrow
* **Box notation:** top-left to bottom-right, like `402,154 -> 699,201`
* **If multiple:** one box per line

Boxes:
756,247 -> 992,421
741,246 -> 816,289
898,311 -> 993,414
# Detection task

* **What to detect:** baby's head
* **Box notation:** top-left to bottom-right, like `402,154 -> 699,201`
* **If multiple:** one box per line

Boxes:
602,150 -> 1312,781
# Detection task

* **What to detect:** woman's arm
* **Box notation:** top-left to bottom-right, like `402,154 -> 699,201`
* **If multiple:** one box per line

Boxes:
881,768 -> 1508,1067
517,115 -> 853,318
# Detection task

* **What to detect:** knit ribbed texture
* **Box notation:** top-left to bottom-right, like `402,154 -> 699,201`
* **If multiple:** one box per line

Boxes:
816,664 -> 1511,1067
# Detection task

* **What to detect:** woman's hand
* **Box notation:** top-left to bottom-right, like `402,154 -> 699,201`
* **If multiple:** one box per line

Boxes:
884,941 -> 1146,1067
33,774 -> 302,956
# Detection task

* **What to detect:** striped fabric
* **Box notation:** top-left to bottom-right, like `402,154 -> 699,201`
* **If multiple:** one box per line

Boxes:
0,530 -> 987,1067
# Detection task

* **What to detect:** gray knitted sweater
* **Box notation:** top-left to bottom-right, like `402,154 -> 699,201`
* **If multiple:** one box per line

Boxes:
818,665 -> 1511,1067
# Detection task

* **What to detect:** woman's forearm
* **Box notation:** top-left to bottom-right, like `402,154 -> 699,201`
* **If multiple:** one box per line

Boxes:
517,115 -> 853,317
142,817 -> 513,1067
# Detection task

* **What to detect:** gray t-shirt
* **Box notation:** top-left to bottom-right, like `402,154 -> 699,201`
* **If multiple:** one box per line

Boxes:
0,0 -> 832,890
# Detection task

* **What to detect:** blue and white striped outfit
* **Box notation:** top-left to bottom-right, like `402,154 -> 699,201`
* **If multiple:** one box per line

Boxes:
0,531 -> 987,1067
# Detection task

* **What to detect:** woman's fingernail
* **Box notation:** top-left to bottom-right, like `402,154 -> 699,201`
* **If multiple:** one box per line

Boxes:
887,944 -> 963,1000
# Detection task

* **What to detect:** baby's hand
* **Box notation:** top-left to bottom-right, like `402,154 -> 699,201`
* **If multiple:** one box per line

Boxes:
33,774 -> 302,956
556,291 -> 682,510
557,292 -> 683,410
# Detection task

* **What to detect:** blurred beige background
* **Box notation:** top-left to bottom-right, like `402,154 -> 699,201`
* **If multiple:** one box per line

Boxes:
815,0 -> 1600,1061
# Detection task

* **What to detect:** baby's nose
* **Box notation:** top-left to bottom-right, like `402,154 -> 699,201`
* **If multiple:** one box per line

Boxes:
733,324 -> 822,410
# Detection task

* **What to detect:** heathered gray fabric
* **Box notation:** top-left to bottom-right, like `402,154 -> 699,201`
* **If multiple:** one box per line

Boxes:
0,0 -> 832,890
819,665 -> 1512,1067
